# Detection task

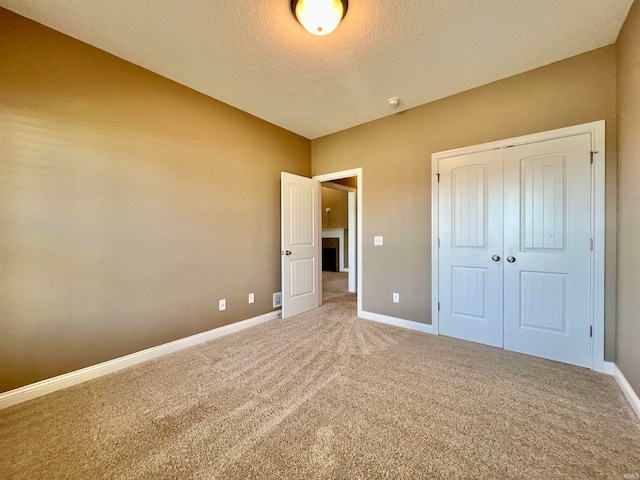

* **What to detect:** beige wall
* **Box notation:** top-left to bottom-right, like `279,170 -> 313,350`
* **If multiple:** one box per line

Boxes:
321,187 -> 348,229
616,0 -> 640,394
0,9 -> 311,393
312,46 -> 618,360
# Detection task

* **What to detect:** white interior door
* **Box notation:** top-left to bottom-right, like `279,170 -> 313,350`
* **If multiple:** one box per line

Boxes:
438,150 -> 504,347
281,172 -> 321,318
503,134 -> 593,367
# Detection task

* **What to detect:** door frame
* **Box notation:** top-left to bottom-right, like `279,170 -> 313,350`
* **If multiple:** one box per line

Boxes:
313,168 -> 363,315
431,121 -> 606,372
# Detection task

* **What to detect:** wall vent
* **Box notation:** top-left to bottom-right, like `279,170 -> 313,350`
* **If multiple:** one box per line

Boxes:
273,292 -> 282,308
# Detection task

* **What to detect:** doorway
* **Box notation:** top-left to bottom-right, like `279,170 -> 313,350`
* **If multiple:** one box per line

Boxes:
432,121 -> 606,371
314,169 -> 363,315
320,179 -> 356,303
280,168 -> 362,319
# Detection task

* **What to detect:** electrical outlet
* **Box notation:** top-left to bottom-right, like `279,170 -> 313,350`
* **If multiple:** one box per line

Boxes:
393,292 -> 400,303
374,236 -> 384,246
219,299 -> 226,311
273,292 -> 282,308
248,293 -> 255,304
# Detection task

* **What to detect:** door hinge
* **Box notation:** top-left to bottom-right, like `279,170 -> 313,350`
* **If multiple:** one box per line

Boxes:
590,326 -> 593,337
590,151 -> 596,164
438,302 -> 440,311
438,238 -> 441,248
590,238 -> 594,251
436,173 -> 440,183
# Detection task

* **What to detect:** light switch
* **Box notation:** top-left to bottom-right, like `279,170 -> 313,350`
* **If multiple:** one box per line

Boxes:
248,293 -> 255,304
374,236 -> 384,246
393,292 -> 400,303
219,299 -> 226,311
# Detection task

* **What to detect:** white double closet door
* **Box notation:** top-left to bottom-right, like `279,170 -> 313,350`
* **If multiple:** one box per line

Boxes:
439,134 -> 593,367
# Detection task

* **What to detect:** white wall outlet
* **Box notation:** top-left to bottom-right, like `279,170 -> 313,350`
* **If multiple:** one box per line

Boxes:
374,236 -> 384,246
393,292 -> 400,303
248,293 -> 255,304
219,299 -> 226,311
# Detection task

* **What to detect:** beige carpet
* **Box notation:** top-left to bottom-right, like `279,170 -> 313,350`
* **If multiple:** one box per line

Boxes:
1,272 -> 639,479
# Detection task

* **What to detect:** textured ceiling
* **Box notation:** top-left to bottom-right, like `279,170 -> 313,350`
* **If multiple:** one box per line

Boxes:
0,0 -> 633,139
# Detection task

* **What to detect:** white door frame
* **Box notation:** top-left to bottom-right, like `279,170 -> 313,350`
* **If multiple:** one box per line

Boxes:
314,169 -> 363,315
431,121 -> 606,372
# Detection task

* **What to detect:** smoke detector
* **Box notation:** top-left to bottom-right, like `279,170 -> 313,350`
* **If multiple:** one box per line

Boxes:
388,97 -> 400,108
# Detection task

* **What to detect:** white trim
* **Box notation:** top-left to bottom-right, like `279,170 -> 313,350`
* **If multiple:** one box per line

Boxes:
591,123 -> 606,373
360,310 -> 435,334
432,121 -> 605,159
314,169 -> 362,183
0,310 -> 281,410
347,191 -> 356,292
313,168 -> 363,315
431,154 -> 440,334
431,121 -> 606,371
603,361 -> 615,376
611,363 -> 640,419
322,228 -> 346,272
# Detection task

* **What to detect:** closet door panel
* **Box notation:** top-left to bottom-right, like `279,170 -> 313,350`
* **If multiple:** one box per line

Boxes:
503,134 -> 592,367
438,150 -> 504,348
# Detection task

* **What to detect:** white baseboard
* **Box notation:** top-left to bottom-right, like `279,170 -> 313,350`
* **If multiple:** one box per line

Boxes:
0,310 -> 281,410
359,310 -> 435,334
602,361 -> 615,375
611,363 -> 640,419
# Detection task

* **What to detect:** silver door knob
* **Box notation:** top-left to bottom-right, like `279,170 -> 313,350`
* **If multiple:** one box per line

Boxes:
285,250 -> 292,255
492,255 -> 501,262
507,256 -> 516,263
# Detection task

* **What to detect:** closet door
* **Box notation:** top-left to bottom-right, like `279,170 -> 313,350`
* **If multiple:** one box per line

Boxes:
439,150 -> 504,347
503,134 -> 592,367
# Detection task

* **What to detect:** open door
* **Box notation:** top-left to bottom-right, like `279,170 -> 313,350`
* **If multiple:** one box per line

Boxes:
281,172 -> 321,318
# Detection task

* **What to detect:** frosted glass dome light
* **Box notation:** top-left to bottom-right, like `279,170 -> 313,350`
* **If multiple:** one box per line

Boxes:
291,0 -> 348,36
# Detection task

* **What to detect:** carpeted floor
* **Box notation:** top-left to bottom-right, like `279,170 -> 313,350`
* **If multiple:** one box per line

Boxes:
1,271 -> 639,479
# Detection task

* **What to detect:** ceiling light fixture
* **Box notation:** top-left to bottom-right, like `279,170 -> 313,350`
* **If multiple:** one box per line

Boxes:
291,0 -> 348,36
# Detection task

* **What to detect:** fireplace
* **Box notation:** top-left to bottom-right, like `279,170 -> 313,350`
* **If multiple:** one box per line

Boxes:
322,237 -> 339,272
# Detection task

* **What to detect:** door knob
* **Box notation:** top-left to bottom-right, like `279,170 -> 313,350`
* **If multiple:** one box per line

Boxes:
285,250 -> 292,255
491,255 -> 501,262
507,256 -> 516,263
